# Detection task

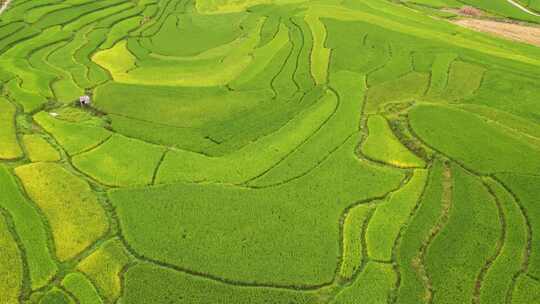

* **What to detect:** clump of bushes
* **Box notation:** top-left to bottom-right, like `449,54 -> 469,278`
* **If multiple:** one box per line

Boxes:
459,6 -> 483,17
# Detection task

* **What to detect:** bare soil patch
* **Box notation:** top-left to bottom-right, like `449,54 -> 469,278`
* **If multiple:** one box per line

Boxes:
454,19 -> 540,46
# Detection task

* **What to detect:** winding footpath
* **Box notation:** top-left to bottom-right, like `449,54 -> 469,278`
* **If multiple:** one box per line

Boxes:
0,0 -> 11,15
506,0 -> 540,17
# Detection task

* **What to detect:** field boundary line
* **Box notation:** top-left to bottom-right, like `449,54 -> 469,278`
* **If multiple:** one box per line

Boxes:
269,26 -> 295,98
288,18 -> 304,95
151,149 -> 168,185
389,162 -> 433,303
472,180 -> 506,304
70,134 -> 114,158
9,165 -> 61,288
242,87 -> 340,186
489,175 -> 534,302
458,108 -> 540,150
417,160 -> 452,303
334,173 -> 411,284
249,132 -> 354,189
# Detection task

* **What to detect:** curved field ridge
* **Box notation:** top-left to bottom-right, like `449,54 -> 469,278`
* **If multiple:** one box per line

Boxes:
156,90 -> 338,184
0,0 -> 538,303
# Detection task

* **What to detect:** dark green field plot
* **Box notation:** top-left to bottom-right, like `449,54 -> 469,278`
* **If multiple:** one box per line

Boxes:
0,0 -> 539,303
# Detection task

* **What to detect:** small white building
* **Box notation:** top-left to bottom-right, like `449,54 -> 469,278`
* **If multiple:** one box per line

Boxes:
79,95 -> 91,106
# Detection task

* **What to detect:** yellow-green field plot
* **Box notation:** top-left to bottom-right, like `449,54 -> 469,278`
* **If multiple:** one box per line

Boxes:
22,134 -> 60,162
0,212 -> 23,303
0,0 -> 539,303
15,163 -> 108,261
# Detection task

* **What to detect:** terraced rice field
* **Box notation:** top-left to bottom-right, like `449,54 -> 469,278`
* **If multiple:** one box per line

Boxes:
0,0 -> 539,303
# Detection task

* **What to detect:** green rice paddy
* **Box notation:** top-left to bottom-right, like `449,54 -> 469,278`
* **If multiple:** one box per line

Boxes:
0,0 -> 539,303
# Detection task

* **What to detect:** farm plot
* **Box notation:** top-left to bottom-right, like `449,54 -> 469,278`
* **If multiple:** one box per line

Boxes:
0,0 -> 539,303
0,97 -> 21,159
15,162 -> 109,261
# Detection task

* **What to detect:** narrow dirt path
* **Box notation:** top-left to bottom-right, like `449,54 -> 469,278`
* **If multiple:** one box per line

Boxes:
0,0 -> 12,15
506,0 -> 540,17
453,19 -> 540,46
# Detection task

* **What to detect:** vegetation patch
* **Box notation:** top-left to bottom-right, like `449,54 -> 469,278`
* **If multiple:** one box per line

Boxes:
62,272 -> 104,304
72,134 -> 166,186
22,135 -> 60,162
0,212 -> 23,303
15,163 -> 109,261
338,204 -> 373,281
156,90 -> 338,184
33,112 -> 112,156
496,173 -> 540,279
38,287 -> 75,304
366,169 -> 428,261
425,165 -> 500,303
361,115 -> 425,168
479,178 -> 528,303
0,97 -> 22,159
0,0 -> 539,302
409,104 -> 540,175
396,159 -> 447,303
77,238 -> 132,303
122,263 -> 319,304
110,135 -> 404,287
331,262 -> 397,304
0,166 -> 57,289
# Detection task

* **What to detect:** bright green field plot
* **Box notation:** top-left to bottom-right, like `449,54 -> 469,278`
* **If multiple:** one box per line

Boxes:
511,274 -> 540,304
61,272 -> 104,304
395,159 -> 448,304
38,287 -> 76,304
496,173 -> 540,280
365,72 -> 429,113
93,15 -> 264,87
366,169 -> 428,261
480,178 -> 528,304
409,104 -> 540,175
33,111 -> 112,156
121,263 -> 319,304
338,204 -> 373,281
0,97 -> 22,160
110,135 -> 404,287
0,0 -> 540,302
425,165 -> 501,303
155,90 -> 338,184
331,262 -> 397,304
72,134 -> 166,186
